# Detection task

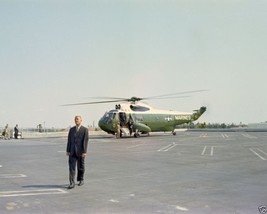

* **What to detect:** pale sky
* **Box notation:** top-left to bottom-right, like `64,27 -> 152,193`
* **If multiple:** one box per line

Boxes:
0,0 -> 267,128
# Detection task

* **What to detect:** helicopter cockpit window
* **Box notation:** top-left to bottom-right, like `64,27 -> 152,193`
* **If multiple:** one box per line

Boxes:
102,111 -> 116,124
130,105 -> 150,112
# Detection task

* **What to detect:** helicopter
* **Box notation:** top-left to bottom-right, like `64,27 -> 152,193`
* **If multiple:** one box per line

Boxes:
63,90 -> 207,138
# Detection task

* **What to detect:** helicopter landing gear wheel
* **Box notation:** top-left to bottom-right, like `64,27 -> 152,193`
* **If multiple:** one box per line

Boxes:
134,133 -> 140,138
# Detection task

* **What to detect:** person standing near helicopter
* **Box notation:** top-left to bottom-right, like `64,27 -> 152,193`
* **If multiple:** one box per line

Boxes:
66,116 -> 89,189
2,124 -> 10,140
14,124 -> 19,139
116,122 -> 121,138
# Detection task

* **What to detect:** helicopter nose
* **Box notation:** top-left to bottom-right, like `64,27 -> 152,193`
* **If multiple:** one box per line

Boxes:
98,118 -> 109,132
98,119 -> 104,130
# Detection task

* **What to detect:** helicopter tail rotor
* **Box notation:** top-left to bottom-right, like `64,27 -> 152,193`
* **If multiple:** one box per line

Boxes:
193,106 -> 207,120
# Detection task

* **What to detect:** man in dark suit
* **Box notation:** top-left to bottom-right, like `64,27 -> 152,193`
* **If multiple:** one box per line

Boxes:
14,124 -> 19,139
66,116 -> 89,189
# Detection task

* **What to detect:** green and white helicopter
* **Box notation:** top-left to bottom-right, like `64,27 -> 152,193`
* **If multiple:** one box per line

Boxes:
64,90 -> 207,138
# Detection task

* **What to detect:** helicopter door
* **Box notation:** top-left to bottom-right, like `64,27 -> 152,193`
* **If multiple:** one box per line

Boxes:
119,112 -> 127,126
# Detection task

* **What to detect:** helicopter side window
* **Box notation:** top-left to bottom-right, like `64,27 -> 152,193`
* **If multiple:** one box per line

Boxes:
102,113 -> 110,123
130,105 -> 150,112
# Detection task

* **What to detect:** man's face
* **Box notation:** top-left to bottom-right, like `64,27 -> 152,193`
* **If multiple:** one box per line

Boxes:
75,116 -> 82,126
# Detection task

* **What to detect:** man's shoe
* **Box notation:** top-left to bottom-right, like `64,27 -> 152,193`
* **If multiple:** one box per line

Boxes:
67,183 -> 75,189
78,181 -> 84,186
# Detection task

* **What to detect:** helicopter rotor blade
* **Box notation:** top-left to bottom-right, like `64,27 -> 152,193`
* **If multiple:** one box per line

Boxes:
147,95 -> 191,100
143,89 -> 207,100
84,96 -> 128,100
61,99 -> 129,106
61,89 -> 207,106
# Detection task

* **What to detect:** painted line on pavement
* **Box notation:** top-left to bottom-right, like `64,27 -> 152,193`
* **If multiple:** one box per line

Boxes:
221,134 -> 229,138
211,146 -> 214,156
0,189 -> 68,197
158,143 -> 177,152
201,146 -> 214,156
242,134 -> 257,139
249,148 -> 266,160
257,148 -> 267,156
176,205 -> 189,211
0,174 -> 27,179
201,146 -> 207,155
199,133 -> 207,138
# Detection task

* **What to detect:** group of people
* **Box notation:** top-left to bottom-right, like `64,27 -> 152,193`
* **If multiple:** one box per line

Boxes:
115,117 -> 134,138
1,124 -> 20,140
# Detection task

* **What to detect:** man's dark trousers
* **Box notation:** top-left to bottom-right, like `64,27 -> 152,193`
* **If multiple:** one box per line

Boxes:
69,153 -> 85,184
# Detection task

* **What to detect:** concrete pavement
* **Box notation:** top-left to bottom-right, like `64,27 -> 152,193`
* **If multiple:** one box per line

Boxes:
0,131 -> 267,213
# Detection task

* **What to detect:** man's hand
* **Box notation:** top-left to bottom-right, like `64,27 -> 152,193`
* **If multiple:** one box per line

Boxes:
66,152 -> 70,156
81,153 -> 87,158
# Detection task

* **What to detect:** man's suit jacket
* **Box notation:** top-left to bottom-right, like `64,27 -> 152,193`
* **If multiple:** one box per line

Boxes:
67,126 -> 89,157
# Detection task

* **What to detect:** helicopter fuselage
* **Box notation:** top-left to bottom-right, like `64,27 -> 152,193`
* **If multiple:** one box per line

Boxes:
98,102 -> 206,137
